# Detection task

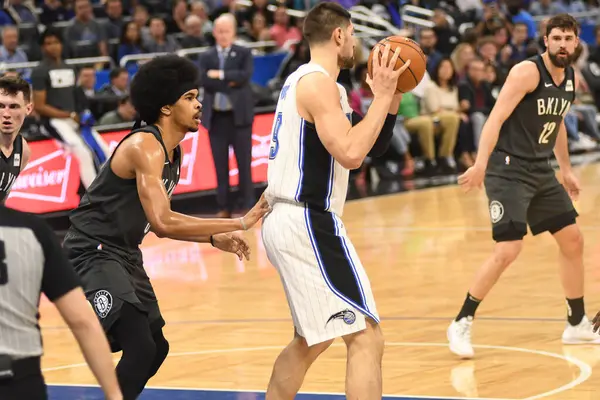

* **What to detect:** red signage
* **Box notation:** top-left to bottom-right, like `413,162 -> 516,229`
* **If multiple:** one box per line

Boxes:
5,113 -> 275,214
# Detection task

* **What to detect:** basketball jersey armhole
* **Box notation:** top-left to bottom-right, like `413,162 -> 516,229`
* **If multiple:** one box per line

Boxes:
107,126 -> 166,182
522,58 -> 545,101
295,69 -> 333,125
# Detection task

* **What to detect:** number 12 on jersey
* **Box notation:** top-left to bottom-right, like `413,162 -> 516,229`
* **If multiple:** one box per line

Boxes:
269,113 -> 283,160
538,121 -> 557,144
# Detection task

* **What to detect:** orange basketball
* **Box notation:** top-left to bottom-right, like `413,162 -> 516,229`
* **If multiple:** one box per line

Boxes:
367,35 -> 427,93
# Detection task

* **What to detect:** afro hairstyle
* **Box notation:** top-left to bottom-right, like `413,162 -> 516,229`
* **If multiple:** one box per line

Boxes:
130,55 -> 200,125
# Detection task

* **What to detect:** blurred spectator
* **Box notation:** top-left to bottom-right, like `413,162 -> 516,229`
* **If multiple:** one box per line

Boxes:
269,5 -> 301,49
485,63 -> 502,99
166,0 -> 188,34
243,12 -> 271,43
242,0 -> 273,28
210,0 -> 238,22
5,0 -> 38,24
0,26 -> 30,79
103,0 -> 125,41
31,28 -> 109,190
508,22 -> 530,62
476,36 -> 499,66
133,4 -> 151,43
98,67 -> 129,96
117,20 -> 145,63
40,0 -> 74,25
64,0 -> 108,58
370,0 -> 401,27
505,0 -> 536,39
450,43 -> 475,80
143,17 -> 180,53
529,0 -> 567,16
492,26 -> 509,49
418,28 -> 442,74
458,58 -> 495,150
199,13 -> 255,217
181,15 -> 209,49
189,0 -> 214,35
432,9 -> 460,56
475,0 -> 510,37
98,95 -> 136,125
77,66 -> 96,97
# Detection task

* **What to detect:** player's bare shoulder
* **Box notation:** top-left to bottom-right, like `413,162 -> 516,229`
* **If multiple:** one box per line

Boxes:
296,71 -> 340,123
111,131 -> 165,179
505,60 -> 540,93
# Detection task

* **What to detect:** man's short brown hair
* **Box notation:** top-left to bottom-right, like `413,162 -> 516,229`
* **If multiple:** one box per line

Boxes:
546,13 -> 579,37
303,2 -> 351,45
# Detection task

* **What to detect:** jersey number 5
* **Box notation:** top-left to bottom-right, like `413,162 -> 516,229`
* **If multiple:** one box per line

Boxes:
538,122 -> 557,144
0,240 -> 7,285
268,113 -> 283,160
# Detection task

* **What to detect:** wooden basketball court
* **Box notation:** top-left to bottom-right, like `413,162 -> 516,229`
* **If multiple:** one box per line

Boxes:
40,160 -> 600,400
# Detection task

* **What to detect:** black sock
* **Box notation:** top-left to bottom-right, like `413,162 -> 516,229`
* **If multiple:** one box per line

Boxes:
455,292 -> 481,321
566,297 -> 585,326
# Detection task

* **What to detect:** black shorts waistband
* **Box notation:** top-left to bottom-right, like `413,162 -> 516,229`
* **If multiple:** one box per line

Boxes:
492,150 -> 550,164
65,227 -> 142,263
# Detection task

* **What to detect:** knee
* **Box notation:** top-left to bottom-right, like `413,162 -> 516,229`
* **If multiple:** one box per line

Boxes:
344,319 -> 385,358
492,241 -> 523,268
559,226 -> 584,257
124,332 -> 157,367
154,333 -> 170,363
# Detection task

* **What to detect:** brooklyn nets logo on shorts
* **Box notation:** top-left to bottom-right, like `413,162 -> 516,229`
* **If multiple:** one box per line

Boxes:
93,290 -> 113,319
489,200 -> 504,224
326,309 -> 356,327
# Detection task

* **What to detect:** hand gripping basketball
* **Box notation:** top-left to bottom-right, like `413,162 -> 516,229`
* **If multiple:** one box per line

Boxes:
366,44 -> 411,98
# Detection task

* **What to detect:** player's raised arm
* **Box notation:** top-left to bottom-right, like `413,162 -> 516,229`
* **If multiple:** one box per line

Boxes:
473,61 -> 539,168
126,133 -> 269,242
297,45 -> 409,169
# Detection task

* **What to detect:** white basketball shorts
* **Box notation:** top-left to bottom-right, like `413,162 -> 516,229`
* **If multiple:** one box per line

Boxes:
261,202 -> 379,346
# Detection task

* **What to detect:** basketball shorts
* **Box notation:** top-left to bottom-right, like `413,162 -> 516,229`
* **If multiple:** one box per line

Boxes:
63,230 -> 165,352
484,150 -> 578,242
261,202 -> 379,346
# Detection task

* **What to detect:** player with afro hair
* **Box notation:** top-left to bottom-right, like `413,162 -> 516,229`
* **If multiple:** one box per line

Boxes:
130,54 -> 201,127
63,54 -> 270,400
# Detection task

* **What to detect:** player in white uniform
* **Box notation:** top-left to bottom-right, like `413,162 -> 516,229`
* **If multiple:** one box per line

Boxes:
261,3 -> 411,399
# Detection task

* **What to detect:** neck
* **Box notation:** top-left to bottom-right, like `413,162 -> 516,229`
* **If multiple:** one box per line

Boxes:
0,133 -> 16,153
155,118 -> 186,153
309,45 -> 341,80
439,80 -> 448,88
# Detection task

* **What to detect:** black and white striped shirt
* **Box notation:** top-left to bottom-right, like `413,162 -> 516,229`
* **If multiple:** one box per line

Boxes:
0,205 -> 80,359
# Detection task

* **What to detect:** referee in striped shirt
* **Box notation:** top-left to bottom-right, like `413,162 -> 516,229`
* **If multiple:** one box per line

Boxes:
0,205 -> 122,400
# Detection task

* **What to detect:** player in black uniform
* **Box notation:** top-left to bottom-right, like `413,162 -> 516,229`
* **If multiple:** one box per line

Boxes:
0,76 -> 32,203
447,14 -> 600,359
62,55 -> 270,399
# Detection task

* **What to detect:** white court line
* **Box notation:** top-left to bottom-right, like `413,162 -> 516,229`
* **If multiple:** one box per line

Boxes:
355,226 -> 600,232
45,342 -> 591,400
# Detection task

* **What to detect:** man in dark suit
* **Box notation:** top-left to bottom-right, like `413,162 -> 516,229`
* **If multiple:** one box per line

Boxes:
200,13 -> 255,218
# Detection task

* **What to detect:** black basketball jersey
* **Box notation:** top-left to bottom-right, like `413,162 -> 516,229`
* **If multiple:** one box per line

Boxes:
0,134 -> 23,203
68,125 -> 181,253
496,54 -> 575,160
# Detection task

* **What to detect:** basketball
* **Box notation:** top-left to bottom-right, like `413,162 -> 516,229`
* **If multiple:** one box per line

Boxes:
367,35 -> 427,93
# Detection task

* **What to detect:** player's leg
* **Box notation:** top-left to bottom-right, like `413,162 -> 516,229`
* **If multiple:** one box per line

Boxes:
265,330 -> 333,399
231,124 -> 255,210
208,113 -> 233,215
342,318 -> 384,399
262,204 -> 382,398
448,157 -> 532,358
527,177 -> 598,343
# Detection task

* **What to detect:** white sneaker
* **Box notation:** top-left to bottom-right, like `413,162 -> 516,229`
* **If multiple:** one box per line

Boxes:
448,317 -> 475,359
562,316 -> 600,344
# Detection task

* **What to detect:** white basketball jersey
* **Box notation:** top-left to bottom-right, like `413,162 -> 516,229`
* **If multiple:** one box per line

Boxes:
265,63 -> 353,217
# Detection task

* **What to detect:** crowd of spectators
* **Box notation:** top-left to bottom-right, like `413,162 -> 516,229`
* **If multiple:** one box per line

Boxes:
0,0 -> 599,182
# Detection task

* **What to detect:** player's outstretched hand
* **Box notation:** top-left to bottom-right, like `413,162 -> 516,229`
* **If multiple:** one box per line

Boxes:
561,171 -> 581,201
592,311 -> 600,334
212,232 -> 251,261
241,193 -> 271,229
366,43 -> 411,99
457,165 -> 485,192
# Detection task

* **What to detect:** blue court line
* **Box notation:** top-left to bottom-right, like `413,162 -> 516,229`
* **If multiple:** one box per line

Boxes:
47,386 -> 483,400
41,315 -> 566,330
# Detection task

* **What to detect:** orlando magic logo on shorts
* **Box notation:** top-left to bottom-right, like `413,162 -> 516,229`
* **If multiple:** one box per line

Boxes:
325,309 -> 356,327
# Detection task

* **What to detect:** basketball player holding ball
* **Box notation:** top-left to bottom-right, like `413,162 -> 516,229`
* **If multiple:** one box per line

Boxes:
448,14 -> 600,359
261,3 -> 424,398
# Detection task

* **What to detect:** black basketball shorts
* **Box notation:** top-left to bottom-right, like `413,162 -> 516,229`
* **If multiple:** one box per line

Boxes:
484,151 -> 578,242
64,234 -> 165,352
